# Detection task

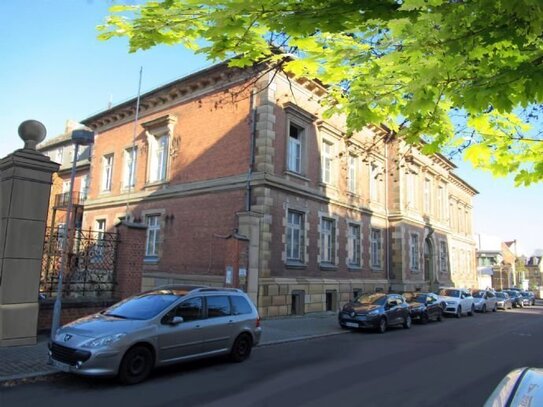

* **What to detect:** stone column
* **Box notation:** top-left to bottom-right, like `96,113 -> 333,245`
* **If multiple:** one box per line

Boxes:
114,221 -> 147,299
0,121 -> 59,346
237,211 -> 262,305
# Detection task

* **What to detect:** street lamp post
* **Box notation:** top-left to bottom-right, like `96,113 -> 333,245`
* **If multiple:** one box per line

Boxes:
50,129 -> 94,340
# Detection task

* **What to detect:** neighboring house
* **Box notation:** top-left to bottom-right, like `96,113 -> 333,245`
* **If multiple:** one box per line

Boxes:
76,62 -> 478,317
476,234 -> 506,289
525,256 -> 543,293
38,120 -> 92,234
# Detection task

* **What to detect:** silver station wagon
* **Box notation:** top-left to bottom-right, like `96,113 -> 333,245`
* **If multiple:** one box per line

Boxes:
49,286 -> 262,384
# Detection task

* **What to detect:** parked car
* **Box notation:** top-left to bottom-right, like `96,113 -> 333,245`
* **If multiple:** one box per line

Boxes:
472,289 -> 498,313
437,287 -> 475,318
49,286 -> 262,384
403,292 -> 444,323
495,291 -> 513,310
503,290 -> 526,308
520,291 -> 535,306
338,293 -> 411,333
484,367 -> 543,407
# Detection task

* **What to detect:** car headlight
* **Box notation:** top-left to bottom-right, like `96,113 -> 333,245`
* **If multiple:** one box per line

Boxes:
82,333 -> 127,348
367,310 -> 380,316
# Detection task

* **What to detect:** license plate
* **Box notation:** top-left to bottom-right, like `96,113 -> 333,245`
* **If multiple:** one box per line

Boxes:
345,322 -> 359,328
50,358 -> 71,372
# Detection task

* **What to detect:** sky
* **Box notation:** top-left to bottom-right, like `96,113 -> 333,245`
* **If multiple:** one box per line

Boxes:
1,1 -> 542,256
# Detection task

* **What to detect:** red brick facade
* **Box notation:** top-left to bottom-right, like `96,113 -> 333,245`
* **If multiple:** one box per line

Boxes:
67,62 -> 479,317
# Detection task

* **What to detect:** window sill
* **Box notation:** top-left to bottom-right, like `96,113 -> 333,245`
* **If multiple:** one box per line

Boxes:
284,171 -> 310,182
144,256 -> 160,264
348,265 -> 362,271
370,267 -> 383,272
319,264 -> 337,271
285,262 -> 306,270
144,180 -> 169,189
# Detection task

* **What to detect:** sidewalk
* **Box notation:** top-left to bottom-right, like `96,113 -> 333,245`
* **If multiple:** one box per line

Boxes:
0,312 -> 344,383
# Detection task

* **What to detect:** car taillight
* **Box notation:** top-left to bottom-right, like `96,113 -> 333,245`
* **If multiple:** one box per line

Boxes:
256,316 -> 261,328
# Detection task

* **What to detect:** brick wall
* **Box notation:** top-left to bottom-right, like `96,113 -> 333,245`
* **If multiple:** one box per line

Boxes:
38,299 -> 116,332
115,222 -> 146,299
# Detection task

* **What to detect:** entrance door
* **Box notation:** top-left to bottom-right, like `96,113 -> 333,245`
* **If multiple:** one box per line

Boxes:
424,238 -> 434,285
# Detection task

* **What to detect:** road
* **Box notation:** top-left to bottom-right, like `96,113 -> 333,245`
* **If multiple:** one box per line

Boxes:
2,307 -> 543,407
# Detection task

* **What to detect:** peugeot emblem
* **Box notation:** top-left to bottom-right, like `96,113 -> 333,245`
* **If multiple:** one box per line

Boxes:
63,334 -> 72,342
350,311 -> 356,318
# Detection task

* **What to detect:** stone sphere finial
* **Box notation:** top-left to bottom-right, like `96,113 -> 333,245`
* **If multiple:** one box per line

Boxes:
18,120 -> 47,150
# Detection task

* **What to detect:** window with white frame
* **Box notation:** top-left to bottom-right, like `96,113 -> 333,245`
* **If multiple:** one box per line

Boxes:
287,123 -> 303,174
424,178 -> 431,214
439,241 -> 448,273
437,185 -> 445,220
407,171 -> 417,208
347,223 -> 361,267
410,233 -> 420,270
101,154 -> 114,192
145,215 -> 161,257
321,140 -> 334,185
92,219 -> 106,261
81,174 -> 89,200
370,162 -> 382,202
62,180 -> 70,193
286,210 -> 304,263
123,146 -> 137,189
320,217 -> 336,264
370,228 -> 382,268
55,147 -> 64,164
347,155 -> 357,193
149,135 -> 169,183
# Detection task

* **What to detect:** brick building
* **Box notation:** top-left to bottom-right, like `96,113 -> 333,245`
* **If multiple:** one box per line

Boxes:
75,62 -> 477,317
38,120 -> 92,233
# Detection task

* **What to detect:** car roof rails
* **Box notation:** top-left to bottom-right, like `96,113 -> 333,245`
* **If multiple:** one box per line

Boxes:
191,287 -> 244,294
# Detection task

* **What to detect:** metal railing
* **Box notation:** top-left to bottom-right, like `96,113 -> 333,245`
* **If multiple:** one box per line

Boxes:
40,227 -> 119,299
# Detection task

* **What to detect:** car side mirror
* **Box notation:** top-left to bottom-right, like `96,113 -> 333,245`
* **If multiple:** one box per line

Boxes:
171,316 -> 184,325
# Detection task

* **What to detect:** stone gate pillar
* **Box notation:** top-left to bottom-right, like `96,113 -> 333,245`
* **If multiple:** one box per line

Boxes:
0,121 -> 59,346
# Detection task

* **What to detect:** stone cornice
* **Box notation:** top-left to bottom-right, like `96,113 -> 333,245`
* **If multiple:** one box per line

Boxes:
82,63 -> 264,133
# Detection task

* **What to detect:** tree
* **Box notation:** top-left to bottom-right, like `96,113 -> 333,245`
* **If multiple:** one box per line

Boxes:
98,0 -> 543,185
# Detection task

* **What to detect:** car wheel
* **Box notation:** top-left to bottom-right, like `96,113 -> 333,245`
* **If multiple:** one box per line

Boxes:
468,305 -> 475,316
118,345 -> 153,385
482,304 -> 487,313
230,333 -> 253,363
421,312 -> 429,325
403,314 -> 412,329
456,306 -> 462,318
437,309 -> 443,322
377,317 -> 387,334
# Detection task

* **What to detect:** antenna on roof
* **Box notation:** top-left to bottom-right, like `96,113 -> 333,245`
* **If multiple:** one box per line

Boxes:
125,67 -> 143,222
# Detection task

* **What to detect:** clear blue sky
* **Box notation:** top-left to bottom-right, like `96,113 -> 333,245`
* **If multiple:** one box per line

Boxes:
1,1 -> 542,256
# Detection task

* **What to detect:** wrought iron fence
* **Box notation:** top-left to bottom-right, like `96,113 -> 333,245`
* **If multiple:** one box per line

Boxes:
40,227 -> 119,299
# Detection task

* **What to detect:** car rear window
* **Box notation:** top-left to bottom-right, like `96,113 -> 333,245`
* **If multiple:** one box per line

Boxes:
207,296 -> 231,317
230,295 -> 253,315
439,289 -> 460,297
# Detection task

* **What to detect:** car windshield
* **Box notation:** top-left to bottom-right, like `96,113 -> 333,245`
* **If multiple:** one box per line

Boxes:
520,292 -> 529,297
496,292 -> 507,298
438,289 -> 460,298
413,295 -> 427,304
472,291 -> 485,298
505,291 -> 518,297
355,294 -> 386,306
103,292 -> 181,320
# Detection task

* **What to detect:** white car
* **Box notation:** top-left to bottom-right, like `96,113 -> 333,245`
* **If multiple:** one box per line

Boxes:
438,288 -> 475,318
472,289 -> 498,313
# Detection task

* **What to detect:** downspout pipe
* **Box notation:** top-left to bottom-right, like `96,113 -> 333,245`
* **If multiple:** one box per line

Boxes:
246,89 -> 257,212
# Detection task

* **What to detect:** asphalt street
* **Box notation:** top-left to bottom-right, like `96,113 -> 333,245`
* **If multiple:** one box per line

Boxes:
2,307 -> 543,407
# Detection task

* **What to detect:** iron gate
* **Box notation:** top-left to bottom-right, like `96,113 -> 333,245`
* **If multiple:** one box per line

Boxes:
40,227 -> 119,299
